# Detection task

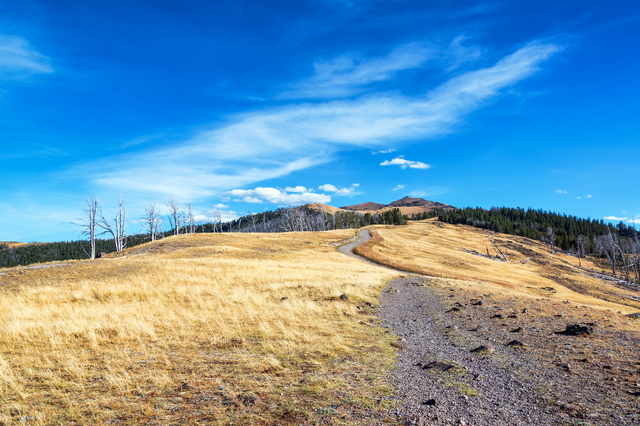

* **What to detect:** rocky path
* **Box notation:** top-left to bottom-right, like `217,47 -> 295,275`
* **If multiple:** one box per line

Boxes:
339,229 -> 559,426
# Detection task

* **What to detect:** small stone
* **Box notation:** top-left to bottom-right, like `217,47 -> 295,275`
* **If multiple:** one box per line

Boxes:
522,308 -> 528,314
178,382 -> 191,391
510,327 -> 523,333
557,324 -> 594,336
419,361 -> 455,372
505,340 -> 525,347
340,293 -> 349,300
471,345 -> 494,353
508,314 -> 518,319
423,399 -> 437,406
281,297 -> 288,301
239,394 -> 261,406
472,300 -> 484,306
447,307 -> 462,312
490,313 -> 504,319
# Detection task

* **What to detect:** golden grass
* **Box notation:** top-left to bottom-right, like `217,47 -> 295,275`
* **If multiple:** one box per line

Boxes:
0,231 -> 400,425
355,220 -> 640,313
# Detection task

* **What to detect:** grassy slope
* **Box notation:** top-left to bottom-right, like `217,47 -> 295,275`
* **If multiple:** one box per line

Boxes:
0,231 -> 401,425
355,220 -> 640,423
355,219 -> 640,313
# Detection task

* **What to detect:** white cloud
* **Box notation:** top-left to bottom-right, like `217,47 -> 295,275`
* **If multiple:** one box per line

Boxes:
0,35 -> 53,78
371,149 -> 395,155
555,189 -> 567,194
627,219 -> 640,224
318,183 -> 359,195
226,187 -> 330,205
586,194 -> 592,198
284,186 -> 310,193
281,43 -> 433,99
393,184 -> 405,191
604,216 -> 628,221
86,42 -> 559,203
575,196 -> 581,199
380,156 -> 431,169
214,203 -> 229,208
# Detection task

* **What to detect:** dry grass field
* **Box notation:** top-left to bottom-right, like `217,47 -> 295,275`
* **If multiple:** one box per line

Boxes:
356,219 -> 640,313
0,231 -> 401,425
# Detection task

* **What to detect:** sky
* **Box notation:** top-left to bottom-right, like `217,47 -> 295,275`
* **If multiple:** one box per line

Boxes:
1,0 -> 639,242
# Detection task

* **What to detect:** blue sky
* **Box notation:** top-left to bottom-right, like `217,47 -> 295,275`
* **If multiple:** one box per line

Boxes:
1,0 -> 639,242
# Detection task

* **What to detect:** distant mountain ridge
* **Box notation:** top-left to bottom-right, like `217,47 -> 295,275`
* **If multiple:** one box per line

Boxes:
307,196 -> 455,217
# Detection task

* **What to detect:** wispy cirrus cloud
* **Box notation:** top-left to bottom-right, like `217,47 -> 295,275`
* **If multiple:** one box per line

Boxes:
0,35 -> 53,79
393,184 -> 405,191
380,156 -> 431,169
280,43 -> 433,99
555,189 -> 567,194
371,148 -> 395,155
88,41 -> 560,203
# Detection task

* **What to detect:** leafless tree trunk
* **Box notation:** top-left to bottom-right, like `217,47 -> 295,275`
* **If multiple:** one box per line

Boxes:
142,203 -> 163,242
74,196 -> 99,259
166,197 -> 184,235
576,234 -> 587,267
187,204 -> 196,234
98,196 -> 127,251
542,228 -> 557,254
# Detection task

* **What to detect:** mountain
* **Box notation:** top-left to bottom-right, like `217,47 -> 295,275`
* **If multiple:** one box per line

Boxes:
340,201 -> 386,211
308,197 -> 455,217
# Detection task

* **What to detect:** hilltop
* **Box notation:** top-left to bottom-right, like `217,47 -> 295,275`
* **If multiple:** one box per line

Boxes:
308,196 -> 455,216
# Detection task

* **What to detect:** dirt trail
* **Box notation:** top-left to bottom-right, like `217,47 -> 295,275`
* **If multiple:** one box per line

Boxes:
339,230 -> 558,425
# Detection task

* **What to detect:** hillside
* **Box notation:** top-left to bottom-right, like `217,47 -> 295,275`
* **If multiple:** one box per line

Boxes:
340,201 -> 386,211
0,231 -> 399,424
339,196 -> 455,216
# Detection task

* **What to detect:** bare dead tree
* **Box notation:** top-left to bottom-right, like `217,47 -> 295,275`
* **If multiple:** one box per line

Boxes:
166,197 -> 184,235
543,228 -> 557,254
98,196 -> 127,251
596,232 -> 618,278
74,196 -> 100,259
142,203 -> 163,241
187,204 -> 196,234
576,234 -> 587,267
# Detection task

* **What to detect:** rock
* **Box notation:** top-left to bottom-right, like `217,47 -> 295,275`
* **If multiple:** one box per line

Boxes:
423,399 -> 437,406
508,314 -> 518,319
239,394 -> 261,406
471,345 -> 494,353
281,297 -> 289,301
365,302 -> 374,308
627,312 -> 640,319
510,327 -> 524,333
469,325 -> 486,332
557,363 -> 571,371
96,252 -> 108,258
418,361 -> 455,372
522,308 -> 528,314
447,307 -> 462,313
490,314 -> 504,319
178,382 -> 191,391
472,300 -> 484,306
18,417 -> 38,423
557,324 -> 594,336
585,322 -> 597,327
340,293 -> 349,300
505,340 -> 526,347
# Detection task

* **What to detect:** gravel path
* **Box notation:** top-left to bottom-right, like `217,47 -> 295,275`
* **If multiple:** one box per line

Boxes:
340,229 -> 558,426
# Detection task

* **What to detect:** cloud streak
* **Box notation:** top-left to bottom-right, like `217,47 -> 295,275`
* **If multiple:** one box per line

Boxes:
0,35 -> 53,78
88,41 -> 560,202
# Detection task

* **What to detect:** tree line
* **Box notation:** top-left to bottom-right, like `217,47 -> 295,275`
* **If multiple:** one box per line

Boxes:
0,197 -> 407,268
